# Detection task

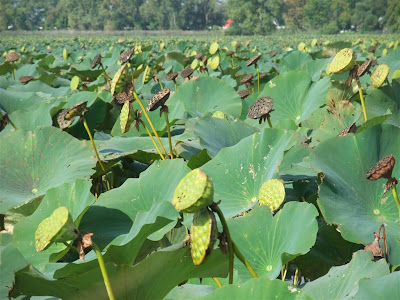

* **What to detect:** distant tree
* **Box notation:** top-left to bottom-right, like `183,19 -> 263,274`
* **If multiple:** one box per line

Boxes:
283,0 -> 306,31
303,0 -> 330,29
0,0 -> 14,31
385,0 -> 400,31
351,0 -> 387,31
330,0 -> 351,29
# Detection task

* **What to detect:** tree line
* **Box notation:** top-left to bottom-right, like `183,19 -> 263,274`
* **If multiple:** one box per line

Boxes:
0,0 -> 399,34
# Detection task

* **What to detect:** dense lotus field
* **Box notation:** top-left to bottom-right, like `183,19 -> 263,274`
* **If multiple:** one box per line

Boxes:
1,34 -> 400,299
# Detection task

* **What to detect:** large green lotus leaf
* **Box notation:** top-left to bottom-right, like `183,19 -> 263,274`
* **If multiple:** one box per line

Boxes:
0,234 -> 27,299
228,203 -> 318,280
201,128 -> 296,217
259,71 -> 331,124
193,115 -> 258,157
0,127 -> 95,213
165,284 -> 214,300
66,91 -> 98,107
11,246 -> 228,300
0,88 -> 56,114
79,159 -> 190,249
14,63 -> 39,78
167,77 -> 242,118
13,179 -> 95,270
279,51 -> 313,72
365,79 -> 400,127
378,49 -> 400,81
310,124 -> 400,265
353,271 -> 400,300
201,278 -> 312,300
302,250 -> 389,299
8,80 -> 69,98
299,58 -> 330,81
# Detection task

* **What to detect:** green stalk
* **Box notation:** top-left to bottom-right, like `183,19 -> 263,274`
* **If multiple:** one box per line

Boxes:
83,117 -> 111,190
256,66 -> 260,92
92,242 -> 115,300
164,111 -> 174,159
213,205 -> 234,284
233,244 -> 258,279
133,91 -> 168,156
231,57 -> 234,68
213,277 -> 222,287
100,63 -> 111,85
174,81 -> 177,91
140,120 -> 165,160
267,115 -> 273,128
158,80 -> 164,90
356,80 -> 367,121
0,214 -> 5,231
392,185 -> 400,217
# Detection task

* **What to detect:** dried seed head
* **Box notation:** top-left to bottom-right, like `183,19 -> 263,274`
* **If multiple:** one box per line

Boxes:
195,52 -> 202,60
337,123 -> 357,137
27,57 -> 34,64
238,89 -> 250,99
115,92 -> 133,105
202,56 -> 208,64
57,109 -> 74,129
247,97 -> 274,123
183,58 -> 190,64
368,46 -> 377,53
91,53 -> 102,69
181,68 -> 194,78
259,72 -> 268,79
147,89 -> 171,111
19,76 -> 34,84
269,50 -> 277,58
241,73 -> 253,84
246,54 -> 261,66
5,52 -> 19,62
235,72 -> 243,78
366,154 -> 395,181
364,232 -> 384,257
119,48 -> 134,64
226,50 -> 234,57
357,60 -> 372,77
166,72 -> 178,81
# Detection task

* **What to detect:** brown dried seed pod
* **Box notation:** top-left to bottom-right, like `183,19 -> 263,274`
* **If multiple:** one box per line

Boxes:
259,72 -> 268,79
241,73 -> 253,84
366,154 -> 395,181
183,58 -> 190,64
115,92 -> 133,105
269,50 -> 277,58
235,72 -> 243,78
166,72 -> 178,81
57,109 -> 74,130
147,89 -> 171,111
91,53 -> 102,69
5,52 -> 19,62
337,122 -> 357,137
119,49 -> 134,64
368,46 -> 377,53
247,97 -> 274,123
64,101 -> 88,120
181,68 -> 194,79
195,52 -> 202,60
246,54 -> 261,66
27,57 -> 34,64
202,56 -> 208,64
226,50 -> 234,57
357,60 -> 372,78
238,89 -> 250,99
19,76 -> 34,84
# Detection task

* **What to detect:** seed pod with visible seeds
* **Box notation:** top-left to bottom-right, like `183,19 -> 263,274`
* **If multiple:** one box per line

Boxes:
147,89 -> 170,111
357,60 -> 372,77
115,92 -> 133,105
366,154 -> 396,181
5,52 -> 19,62
181,68 -> 194,79
172,169 -> 214,213
195,52 -> 202,60
246,54 -> 261,66
64,102 -> 87,120
247,97 -> 274,124
269,50 -> 277,58
337,122 -> 357,137
19,76 -> 34,84
119,49 -> 134,64
329,48 -> 356,74
259,179 -> 285,212
238,89 -> 250,99
241,73 -> 253,84
91,53 -> 102,69
368,46 -> 377,53
57,109 -> 74,129
190,208 -> 218,265
166,72 -> 178,81
371,64 -> 389,89
259,72 -> 268,79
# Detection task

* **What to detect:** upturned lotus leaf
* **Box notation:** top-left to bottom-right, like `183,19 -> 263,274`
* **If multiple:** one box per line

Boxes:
190,208 -> 218,265
371,64 -> 389,88
210,56 -> 220,70
70,76 -> 80,91
209,42 -> 219,55
172,169 -> 214,213
35,206 -> 78,252
258,179 -> 285,211
329,48 -> 355,74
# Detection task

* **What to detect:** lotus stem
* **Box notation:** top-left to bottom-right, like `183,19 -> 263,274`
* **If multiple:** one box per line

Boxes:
92,242 -> 115,300
231,57 -> 234,68
256,66 -> 260,92
233,244 -> 258,279
63,241 -> 78,253
391,185 -> 400,217
140,120 -> 165,160
100,63 -> 111,85
158,80 -> 164,91
213,205 -> 234,284
82,117 -> 111,190
267,116 -> 273,128
293,267 -> 301,285
0,214 -> 5,231
174,81 -> 177,91
251,86 -> 254,94
281,263 -> 288,281
378,224 -> 388,262
356,80 -> 367,121
164,111 -> 174,159
213,277 -> 222,287
133,90 -> 168,157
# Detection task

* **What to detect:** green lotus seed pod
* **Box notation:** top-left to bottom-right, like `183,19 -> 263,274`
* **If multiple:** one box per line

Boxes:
191,58 -> 199,70
35,206 -> 78,252
111,64 -> 127,95
329,48 -> 355,74
190,208 -> 218,266
172,169 -> 214,213
120,101 -> 133,133
371,64 -> 389,89
311,38 -> 318,48
298,42 -> 306,52
210,56 -> 220,71
209,42 -> 219,55
259,179 -> 285,212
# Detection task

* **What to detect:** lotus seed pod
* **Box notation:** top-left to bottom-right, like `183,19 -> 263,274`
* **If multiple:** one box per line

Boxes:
366,154 -> 395,181
64,101 -> 87,120
115,92 -> 133,105
247,96 -> 274,124
19,76 -> 34,84
35,206 -> 78,252
238,89 -> 250,99
357,60 -> 372,78
147,89 -> 170,112
120,100 -> 133,133
119,48 -> 134,64
191,58 -> 199,70
190,208 -> 218,265
371,64 -> 389,89
259,179 -> 285,212
246,54 -> 261,66
269,50 -> 277,58
195,52 -> 202,60
212,111 -> 226,119
337,122 -> 357,137
241,73 -> 253,84
70,76 -> 80,91
91,53 -> 102,69
5,52 -> 19,62
111,64 -> 128,95
209,42 -> 219,55
329,48 -> 355,74
172,169 -> 214,213
181,68 -> 194,79
166,72 -> 178,81
227,50 -> 234,57
210,56 -> 220,70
